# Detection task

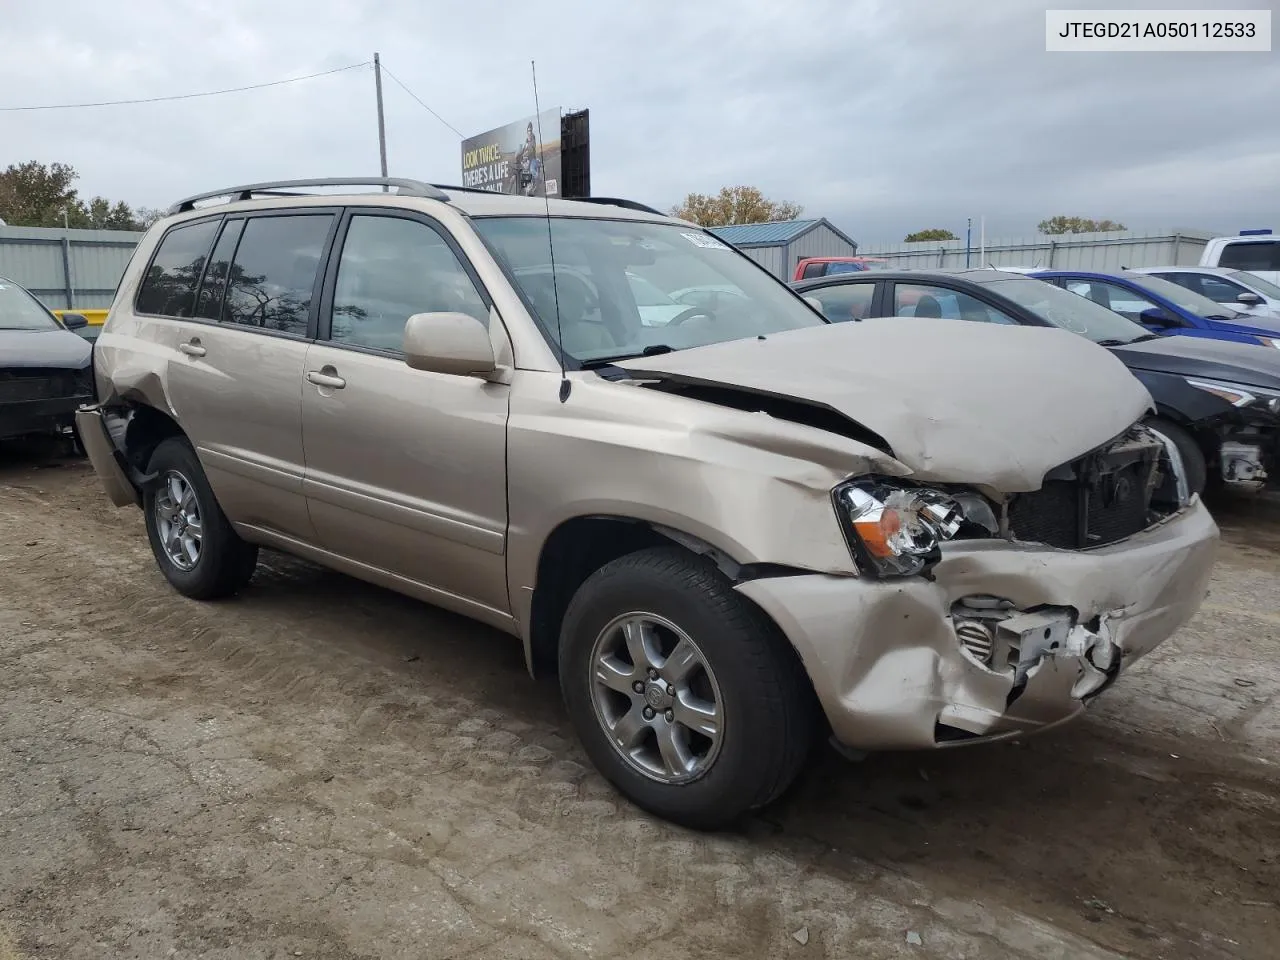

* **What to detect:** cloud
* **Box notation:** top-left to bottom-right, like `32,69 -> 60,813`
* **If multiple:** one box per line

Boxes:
1,0 -> 1276,242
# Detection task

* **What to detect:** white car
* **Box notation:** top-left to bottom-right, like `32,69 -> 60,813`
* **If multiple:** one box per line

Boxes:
1132,266 -> 1280,320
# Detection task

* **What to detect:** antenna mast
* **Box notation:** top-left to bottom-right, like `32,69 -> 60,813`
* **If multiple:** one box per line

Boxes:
532,60 -> 570,402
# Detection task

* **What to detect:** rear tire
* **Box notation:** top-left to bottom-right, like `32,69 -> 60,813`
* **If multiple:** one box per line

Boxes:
1146,416 -> 1208,496
142,437 -> 258,600
558,546 -> 815,830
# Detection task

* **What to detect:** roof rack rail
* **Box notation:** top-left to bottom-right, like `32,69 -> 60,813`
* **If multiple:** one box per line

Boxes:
167,177 -> 449,214
428,183 -> 500,196
572,197 -> 668,217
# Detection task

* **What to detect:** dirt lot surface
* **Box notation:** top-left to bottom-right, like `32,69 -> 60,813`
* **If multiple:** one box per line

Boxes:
1,447 -> 1277,960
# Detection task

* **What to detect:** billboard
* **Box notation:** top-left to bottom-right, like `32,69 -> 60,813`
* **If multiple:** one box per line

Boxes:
460,109 -> 562,197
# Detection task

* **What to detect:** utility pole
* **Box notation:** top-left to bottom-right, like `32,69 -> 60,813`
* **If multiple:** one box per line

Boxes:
965,217 -> 972,268
374,52 -> 388,190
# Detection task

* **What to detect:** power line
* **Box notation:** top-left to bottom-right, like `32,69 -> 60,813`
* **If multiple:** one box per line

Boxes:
0,61 -> 371,112
378,63 -> 464,138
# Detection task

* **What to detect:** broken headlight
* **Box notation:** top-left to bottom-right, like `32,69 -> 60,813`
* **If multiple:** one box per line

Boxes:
1186,377 -> 1280,416
833,480 -> 998,578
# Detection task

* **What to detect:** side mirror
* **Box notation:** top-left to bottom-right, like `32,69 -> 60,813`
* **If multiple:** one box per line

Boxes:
1237,291 -> 1263,306
403,312 -> 496,377
59,312 -> 89,330
803,296 -> 824,313
1139,306 -> 1171,328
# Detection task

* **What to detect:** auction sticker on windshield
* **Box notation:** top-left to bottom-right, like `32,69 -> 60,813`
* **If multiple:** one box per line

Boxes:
682,233 -> 729,250
1046,9 -> 1270,51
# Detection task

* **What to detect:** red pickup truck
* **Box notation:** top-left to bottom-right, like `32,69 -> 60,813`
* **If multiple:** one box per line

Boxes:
793,256 -> 887,281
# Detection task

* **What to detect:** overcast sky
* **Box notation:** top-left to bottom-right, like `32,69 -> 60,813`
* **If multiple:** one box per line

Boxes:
1,0 -> 1277,244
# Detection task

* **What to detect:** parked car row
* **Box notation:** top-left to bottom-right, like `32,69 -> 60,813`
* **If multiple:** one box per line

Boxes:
76,180 -> 1220,830
792,267 -> 1280,495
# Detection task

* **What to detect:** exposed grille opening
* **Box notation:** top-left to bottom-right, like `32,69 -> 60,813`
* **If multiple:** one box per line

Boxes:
1007,428 -> 1165,550
0,367 -> 92,403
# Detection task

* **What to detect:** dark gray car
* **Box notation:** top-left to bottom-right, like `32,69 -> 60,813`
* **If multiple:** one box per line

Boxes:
0,275 -> 94,445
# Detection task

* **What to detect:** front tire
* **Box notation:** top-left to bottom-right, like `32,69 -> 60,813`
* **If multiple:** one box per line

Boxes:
559,547 -> 815,829
143,437 -> 258,600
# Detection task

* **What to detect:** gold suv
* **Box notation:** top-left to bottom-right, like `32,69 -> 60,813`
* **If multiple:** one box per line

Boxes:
78,178 -> 1218,829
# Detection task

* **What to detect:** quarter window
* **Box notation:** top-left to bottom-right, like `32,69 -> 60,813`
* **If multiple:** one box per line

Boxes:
807,282 -> 876,322
135,219 -> 220,317
892,283 -> 1018,324
329,215 -> 488,353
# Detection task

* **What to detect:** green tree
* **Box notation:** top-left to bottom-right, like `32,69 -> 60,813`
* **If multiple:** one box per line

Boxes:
1037,215 -> 1127,235
0,161 -> 150,230
671,186 -> 803,227
904,227 -> 957,242
0,161 -> 79,227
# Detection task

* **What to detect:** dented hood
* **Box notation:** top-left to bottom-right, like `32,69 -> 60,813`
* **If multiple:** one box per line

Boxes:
617,317 -> 1152,492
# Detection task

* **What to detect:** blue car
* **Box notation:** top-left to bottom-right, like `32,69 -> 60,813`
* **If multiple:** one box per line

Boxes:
1032,269 -> 1280,350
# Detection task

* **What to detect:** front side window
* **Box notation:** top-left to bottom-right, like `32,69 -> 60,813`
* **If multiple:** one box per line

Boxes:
1191,274 -> 1250,304
0,279 -> 58,331
1230,271 -> 1280,298
473,217 -> 825,363
222,215 -> 333,336
892,283 -> 1018,324
135,219 -> 220,317
807,282 -> 877,322
1120,271 -> 1238,320
1219,240 -> 1280,272
1063,280 -> 1164,324
329,215 -> 488,353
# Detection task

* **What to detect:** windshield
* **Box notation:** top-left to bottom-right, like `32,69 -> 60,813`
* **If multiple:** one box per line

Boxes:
985,277 -> 1151,343
1230,270 -> 1280,299
473,217 -> 825,362
1123,271 -> 1242,318
0,279 -> 59,331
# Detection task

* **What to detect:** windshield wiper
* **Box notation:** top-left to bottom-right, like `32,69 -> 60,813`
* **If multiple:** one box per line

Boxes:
1096,333 -> 1161,346
580,344 -> 675,368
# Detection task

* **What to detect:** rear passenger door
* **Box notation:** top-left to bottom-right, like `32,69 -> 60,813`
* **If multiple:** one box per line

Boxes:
159,210 -> 338,543
300,210 -> 512,618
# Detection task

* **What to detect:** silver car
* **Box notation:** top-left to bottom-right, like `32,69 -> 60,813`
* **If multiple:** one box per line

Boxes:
76,178 -> 1218,829
1133,266 -> 1280,320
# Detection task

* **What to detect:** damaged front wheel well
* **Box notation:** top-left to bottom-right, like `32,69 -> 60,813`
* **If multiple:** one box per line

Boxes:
526,516 -> 810,678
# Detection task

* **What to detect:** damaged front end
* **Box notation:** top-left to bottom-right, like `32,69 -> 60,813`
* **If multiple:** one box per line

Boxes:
737,421 -> 1219,752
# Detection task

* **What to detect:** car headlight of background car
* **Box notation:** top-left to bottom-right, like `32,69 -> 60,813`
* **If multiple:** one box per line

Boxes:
832,480 -> 999,578
1186,377 -> 1280,415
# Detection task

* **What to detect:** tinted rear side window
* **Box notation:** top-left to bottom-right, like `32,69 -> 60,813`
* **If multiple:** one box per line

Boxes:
222,215 -> 333,335
193,219 -> 245,321
135,219 -> 220,317
1218,241 -> 1280,272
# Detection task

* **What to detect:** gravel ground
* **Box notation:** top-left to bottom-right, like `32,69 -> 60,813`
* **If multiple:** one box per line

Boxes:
1,446 -> 1277,960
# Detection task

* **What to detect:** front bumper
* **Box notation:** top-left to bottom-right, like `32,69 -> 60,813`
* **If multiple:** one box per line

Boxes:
0,395 -> 91,441
74,404 -> 141,507
738,499 -> 1219,751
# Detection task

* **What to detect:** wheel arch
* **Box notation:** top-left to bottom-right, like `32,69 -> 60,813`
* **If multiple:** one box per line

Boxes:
523,514 -> 809,679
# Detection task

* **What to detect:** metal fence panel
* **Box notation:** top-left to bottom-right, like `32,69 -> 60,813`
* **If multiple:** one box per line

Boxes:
857,228 -> 1217,272
0,225 -> 144,310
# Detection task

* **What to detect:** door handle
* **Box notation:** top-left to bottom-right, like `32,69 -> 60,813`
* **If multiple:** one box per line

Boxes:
179,339 -> 206,357
306,369 -> 347,389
